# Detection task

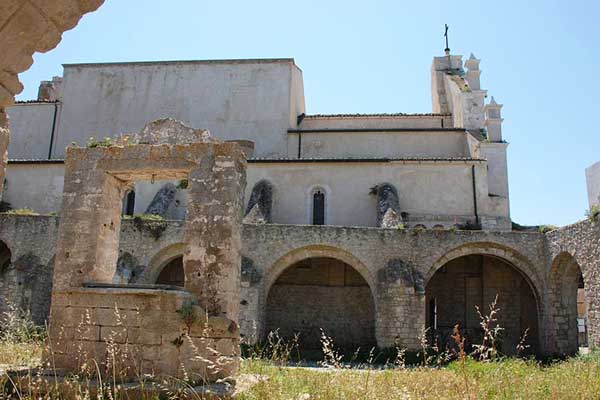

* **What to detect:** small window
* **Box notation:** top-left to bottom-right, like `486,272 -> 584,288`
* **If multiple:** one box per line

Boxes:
312,190 -> 325,225
123,190 -> 135,216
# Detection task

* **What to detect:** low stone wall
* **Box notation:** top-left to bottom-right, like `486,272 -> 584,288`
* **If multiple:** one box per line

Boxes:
48,287 -> 238,381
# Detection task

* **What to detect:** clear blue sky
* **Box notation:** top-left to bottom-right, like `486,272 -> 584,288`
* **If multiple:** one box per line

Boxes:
15,0 -> 600,227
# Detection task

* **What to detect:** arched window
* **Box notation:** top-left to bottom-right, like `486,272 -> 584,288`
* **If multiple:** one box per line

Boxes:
312,189 -> 325,225
122,190 -> 135,216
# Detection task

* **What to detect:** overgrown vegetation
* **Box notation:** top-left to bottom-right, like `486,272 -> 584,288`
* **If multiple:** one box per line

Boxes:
126,213 -> 167,240
0,305 -> 45,368
538,224 -> 558,233
586,204 -> 600,222
86,135 -> 133,148
2,207 -> 38,216
0,299 -> 598,399
176,179 -> 189,190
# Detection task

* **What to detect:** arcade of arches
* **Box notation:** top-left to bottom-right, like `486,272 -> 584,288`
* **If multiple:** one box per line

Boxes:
265,257 -> 376,352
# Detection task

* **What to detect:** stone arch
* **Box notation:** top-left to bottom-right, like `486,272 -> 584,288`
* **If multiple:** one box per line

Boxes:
427,242 -> 542,302
265,250 -> 377,352
548,251 -> 585,355
0,240 -> 13,319
145,243 -> 185,284
122,189 -> 136,216
264,244 -> 376,299
0,240 -> 11,272
426,242 -> 542,354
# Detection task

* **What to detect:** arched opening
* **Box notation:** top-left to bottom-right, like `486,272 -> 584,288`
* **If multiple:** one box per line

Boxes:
426,254 -> 539,355
265,257 -> 375,355
0,241 -> 10,272
549,252 -> 586,355
312,190 -> 325,225
122,190 -> 136,216
155,256 -> 184,287
0,240 -> 13,320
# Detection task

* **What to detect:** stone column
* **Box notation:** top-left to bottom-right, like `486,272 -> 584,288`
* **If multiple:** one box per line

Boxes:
184,143 -> 246,321
52,148 -> 126,291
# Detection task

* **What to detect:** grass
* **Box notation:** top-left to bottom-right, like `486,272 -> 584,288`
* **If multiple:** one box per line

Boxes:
238,354 -> 600,399
2,207 -> 38,216
0,303 -> 598,399
0,335 -> 599,399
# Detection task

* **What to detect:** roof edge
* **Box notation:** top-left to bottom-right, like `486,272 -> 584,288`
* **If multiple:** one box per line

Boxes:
63,58 -> 297,68
289,128 -> 466,133
304,113 -> 451,119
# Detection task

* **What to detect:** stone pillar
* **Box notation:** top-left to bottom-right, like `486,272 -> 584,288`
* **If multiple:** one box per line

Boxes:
52,148 -> 126,291
184,143 -> 246,321
375,258 -> 426,349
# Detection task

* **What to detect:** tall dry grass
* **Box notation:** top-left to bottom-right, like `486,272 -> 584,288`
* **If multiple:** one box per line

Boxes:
0,298 -> 598,399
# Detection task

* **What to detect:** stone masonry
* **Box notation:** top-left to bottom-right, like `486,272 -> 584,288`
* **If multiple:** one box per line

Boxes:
46,119 -> 249,383
2,213 -> 598,357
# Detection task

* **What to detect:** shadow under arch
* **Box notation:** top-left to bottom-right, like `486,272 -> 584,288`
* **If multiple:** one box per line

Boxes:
144,243 -> 185,284
427,241 -> 542,304
263,244 -> 377,352
426,241 -> 543,355
548,251 -> 585,355
263,244 -> 377,302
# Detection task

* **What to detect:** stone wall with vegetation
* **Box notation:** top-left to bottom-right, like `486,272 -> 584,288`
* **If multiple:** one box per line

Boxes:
0,215 -> 598,355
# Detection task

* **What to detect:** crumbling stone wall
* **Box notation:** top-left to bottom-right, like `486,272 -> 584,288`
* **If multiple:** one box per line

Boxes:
1,215 -> 599,356
45,119 -> 249,383
545,219 -> 600,353
0,215 -> 58,324
240,224 -> 549,350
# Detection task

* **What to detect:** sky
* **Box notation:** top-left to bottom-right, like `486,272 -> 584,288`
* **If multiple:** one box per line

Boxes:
15,0 -> 600,227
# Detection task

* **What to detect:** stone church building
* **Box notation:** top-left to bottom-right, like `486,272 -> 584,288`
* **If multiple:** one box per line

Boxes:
1,52 -> 599,356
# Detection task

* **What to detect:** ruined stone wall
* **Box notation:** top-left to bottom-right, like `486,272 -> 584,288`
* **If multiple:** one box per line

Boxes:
0,215 -> 58,324
240,224 -> 548,349
49,287 -> 239,380
1,215 -> 598,355
545,219 -> 600,353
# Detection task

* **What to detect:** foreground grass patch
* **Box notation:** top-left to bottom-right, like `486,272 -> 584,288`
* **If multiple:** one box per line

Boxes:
239,354 -> 600,399
0,341 -> 598,399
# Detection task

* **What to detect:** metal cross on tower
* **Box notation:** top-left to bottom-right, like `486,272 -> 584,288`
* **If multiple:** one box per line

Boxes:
444,24 -> 450,55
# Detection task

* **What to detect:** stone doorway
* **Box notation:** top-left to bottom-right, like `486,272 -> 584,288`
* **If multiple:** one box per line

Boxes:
426,254 -> 539,355
265,257 -> 376,355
